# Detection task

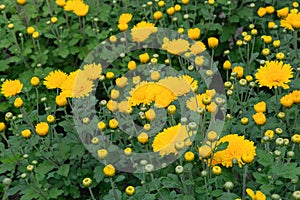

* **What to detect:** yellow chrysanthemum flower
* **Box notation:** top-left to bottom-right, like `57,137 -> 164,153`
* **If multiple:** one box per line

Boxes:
118,13 -> 133,24
60,70 -> 94,98
152,123 -> 193,156
44,70 -> 68,89
162,37 -> 190,55
246,188 -> 266,200
280,12 -> 300,30
186,94 -> 206,112
82,63 -> 102,80
189,41 -> 206,55
1,79 -> 23,98
255,60 -> 293,89
211,134 -> 256,168
131,21 -> 157,42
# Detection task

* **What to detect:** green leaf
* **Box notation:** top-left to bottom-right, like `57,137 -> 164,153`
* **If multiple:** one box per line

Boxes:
48,188 -> 64,199
57,164 -> 70,177
215,141 -> 229,152
271,163 -> 300,180
36,160 -> 56,181
114,175 -> 125,183
93,165 -> 105,183
257,149 -> 274,167
217,193 -> 239,199
211,189 -> 223,197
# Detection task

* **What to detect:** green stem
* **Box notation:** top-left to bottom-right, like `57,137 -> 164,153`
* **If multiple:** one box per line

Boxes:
242,165 -> 248,200
109,177 -> 119,200
294,30 -> 298,60
88,188 -> 96,200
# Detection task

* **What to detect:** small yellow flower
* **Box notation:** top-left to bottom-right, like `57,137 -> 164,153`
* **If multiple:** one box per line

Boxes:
124,147 -> 132,156
207,131 -> 218,141
103,164 -> 116,177
236,40 -> 243,46
277,7 -> 289,18
195,56 -> 204,66
241,153 -> 255,164
198,145 -> 212,158
51,17 -> 58,24
55,94 -> 67,107
232,66 -> 244,78
47,115 -> 55,123
264,130 -> 274,140
91,137 -> 99,144
273,40 -> 280,48
27,26 -> 35,35
8,23 -> 14,29
139,53 -> 150,63
276,52 -> 285,60
291,134 -> 300,144
167,7 -> 175,15
252,112 -> 266,125
35,122 -> 49,136
208,0 -> 215,5
223,60 -> 231,70
212,166 -> 222,175
181,0 -> 189,4
261,48 -> 270,56
30,77 -> 40,86
167,105 -> 176,114
178,28 -> 184,34
56,0 -> 66,7
268,21 -> 276,29
150,71 -> 160,81
241,117 -> 249,125
125,186 -> 135,196
265,6 -> 274,14
207,37 -> 219,49
261,35 -> 272,43
110,89 -> 120,99
27,165 -> 34,172
109,119 -> 118,129
145,109 -> 156,121
187,28 -> 201,40
257,7 -> 267,17
158,1 -> 165,7
254,101 -> 266,113
251,29 -> 257,35
32,31 -> 39,39
82,178 -> 92,187
117,23 -> 128,31
174,4 -> 181,11
127,61 -> 136,70
0,122 -> 5,131
153,11 -> 163,20
14,97 -> 23,108
109,35 -> 117,43
97,121 -> 106,131
144,124 -> 151,131
244,35 -> 252,42
184,151 -> 195,162
21,129 -> 31,138
115,77 -> 128,88
245,75 -> 253,82
97,149 -> 108,159
17,0 -> 26,5
138,132 -> 149,144
107,100 -> 118,112
106,72 -> 114,79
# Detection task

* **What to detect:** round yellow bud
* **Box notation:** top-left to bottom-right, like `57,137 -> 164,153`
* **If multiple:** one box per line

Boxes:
103,164 -> 115,177
137,132 -> 149,144
30,76 -> 40,86
21,129 -> 31,138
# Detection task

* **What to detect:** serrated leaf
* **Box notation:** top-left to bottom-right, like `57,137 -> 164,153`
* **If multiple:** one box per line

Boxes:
271,163 -> 300,180
57,164 -> 70,177
48,188 -> 64,199
257,149 -> 274,167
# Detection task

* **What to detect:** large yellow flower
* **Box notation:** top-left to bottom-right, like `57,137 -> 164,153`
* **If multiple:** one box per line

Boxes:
64,0 -> 89,16
152,123 -> 193,156
82,63 -> 102,80
1,79 -> 23,97
211,134 -> 256,168
162,37 -> 190,55
128,82 -> 177,108
255,60 -> 293,89
280,12 -> 300,30
60,70 -> 94,98
131,21 -> 157,42
44,70 -> 68,89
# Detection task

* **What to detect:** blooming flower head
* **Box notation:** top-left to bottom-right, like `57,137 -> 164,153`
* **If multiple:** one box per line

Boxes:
280,12 -> 300,30
82,63 -> 102,80
255,61 -> 293,89
152,123 -> 193,156
103,164 -> 116,177
35,122 -> 49,136
211,134 -> 256,167
162,37 -> 190,55
232,66 -> 244,78
187,28 -> 201,40
277,7 -> 289,18
254,101 -> 266,113
189,41 -> 206,55
64,0 -> 89,16
1,79 -> 23,98
60,70 -> 94,98
118,13 -> 133,24
246,188 -> 266,200
131,21 -> 157,42
207,37 -> 219,48
257,7 -> 267,17
56,0 -> 66,7
252,112 -> 267,125
44,70 -> 68,89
